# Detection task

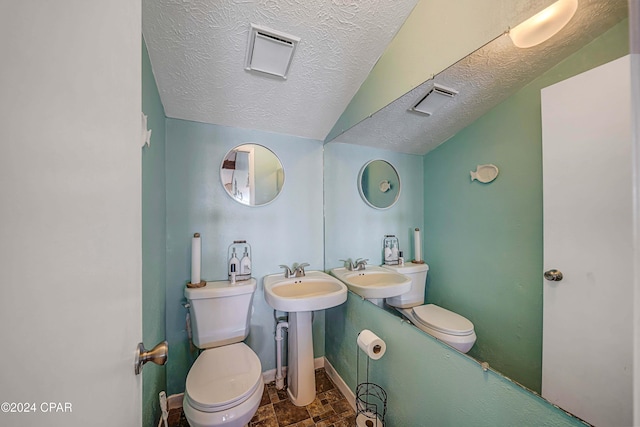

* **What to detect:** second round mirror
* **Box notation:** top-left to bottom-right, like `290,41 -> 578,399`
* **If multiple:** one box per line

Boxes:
358,160 -> 401,209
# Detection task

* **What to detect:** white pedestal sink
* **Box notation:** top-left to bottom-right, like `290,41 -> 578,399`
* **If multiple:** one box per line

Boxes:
330,265 -> 411,299
264,271 -> 347,406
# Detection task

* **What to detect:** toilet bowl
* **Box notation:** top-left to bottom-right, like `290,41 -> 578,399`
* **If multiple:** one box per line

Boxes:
183,343 -> 263,427
383,263 -> 476,353
184,279 -> 263,427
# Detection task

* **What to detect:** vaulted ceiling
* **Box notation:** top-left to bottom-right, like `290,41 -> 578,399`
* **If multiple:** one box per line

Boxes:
143,0 -> 628,154
332,0 -> 628,154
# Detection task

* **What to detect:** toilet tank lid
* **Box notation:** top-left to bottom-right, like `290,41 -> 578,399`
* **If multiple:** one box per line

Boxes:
382,262 -> 429,274
185,278 -> 256,300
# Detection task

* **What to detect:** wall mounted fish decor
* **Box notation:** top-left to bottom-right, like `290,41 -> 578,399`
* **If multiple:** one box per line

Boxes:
470,164 -> 499,183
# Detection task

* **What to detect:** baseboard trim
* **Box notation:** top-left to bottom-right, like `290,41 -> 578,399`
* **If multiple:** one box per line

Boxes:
262,356 -> 325,384
167,393 -> 183,410
323,357 -> 356,411
262,368 -> 277,384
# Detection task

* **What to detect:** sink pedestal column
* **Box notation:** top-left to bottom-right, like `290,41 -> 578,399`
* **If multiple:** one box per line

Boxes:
287,311 -> 315,406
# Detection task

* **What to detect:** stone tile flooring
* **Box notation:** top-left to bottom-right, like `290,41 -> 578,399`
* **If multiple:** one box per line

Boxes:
168,368 -> 356,427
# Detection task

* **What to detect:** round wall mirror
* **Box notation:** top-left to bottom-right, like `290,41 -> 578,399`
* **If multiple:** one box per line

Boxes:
358,159 -> 401,209
220,144 -> 285,206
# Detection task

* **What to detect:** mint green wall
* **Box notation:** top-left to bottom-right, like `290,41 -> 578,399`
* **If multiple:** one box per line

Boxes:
324,143 -> 424,269
422,20 -> 629,392
164,119 -> 325,395
325,294 -> 585,427
142,37 -> 167,427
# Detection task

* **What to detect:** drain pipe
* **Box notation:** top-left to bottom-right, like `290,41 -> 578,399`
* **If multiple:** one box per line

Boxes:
275,319 -> 288,390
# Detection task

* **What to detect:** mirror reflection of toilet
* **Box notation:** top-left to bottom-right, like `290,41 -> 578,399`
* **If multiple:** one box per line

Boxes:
183,279 -> 263,427
383,263 -> 477,353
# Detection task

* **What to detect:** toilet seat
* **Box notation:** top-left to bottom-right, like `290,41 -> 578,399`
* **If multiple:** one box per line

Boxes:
411,304 -> 474,336
185,343 -> 262,413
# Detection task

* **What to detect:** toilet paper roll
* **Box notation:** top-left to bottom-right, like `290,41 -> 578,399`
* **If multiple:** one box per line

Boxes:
191,233 -> 201,285
356,412 -> 383,427
357,329 -> 386,360
414,227 -> 422,262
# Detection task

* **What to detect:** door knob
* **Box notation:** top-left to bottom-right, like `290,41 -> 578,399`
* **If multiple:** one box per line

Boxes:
135,341 -> 168,375
544,269 -> 563,281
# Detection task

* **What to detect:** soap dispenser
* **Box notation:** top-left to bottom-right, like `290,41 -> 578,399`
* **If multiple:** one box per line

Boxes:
383,235 -> 400,265
391,241 -> 398,260
384,241 -> 392,262
228,240 -> 252,281
229,248 -> 240,279
240,247 -> 251,275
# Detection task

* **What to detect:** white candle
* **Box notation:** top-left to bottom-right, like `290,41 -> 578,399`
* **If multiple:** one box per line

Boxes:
414,228 -> 422,262
191,233 -> 201,284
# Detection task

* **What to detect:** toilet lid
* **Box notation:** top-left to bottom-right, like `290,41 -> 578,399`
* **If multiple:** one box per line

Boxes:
412,304 -> 474,336
185,342 -> 262,412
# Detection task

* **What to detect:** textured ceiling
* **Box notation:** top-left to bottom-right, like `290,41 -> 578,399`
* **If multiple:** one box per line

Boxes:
143,0 -> 628,154
142,0 -> 419,140
331,0 -> 628,155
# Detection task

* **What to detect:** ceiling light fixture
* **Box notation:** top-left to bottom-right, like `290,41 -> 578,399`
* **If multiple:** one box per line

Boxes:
410,84 -> 458,116
245,24 -> 300,79
509,0 -> 578,48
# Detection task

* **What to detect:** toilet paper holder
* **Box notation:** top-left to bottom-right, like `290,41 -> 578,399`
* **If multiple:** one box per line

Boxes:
356,330 -> 387,426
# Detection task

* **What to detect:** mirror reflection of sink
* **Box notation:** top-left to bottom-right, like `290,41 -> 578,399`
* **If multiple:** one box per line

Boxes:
264,271 -> 347,312
330,265 -> 411,299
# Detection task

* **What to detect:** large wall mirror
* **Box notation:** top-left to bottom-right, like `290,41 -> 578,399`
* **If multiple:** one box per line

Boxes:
220,144 -> 285,206
324,4 -> 632,425
358,159 -> 401,209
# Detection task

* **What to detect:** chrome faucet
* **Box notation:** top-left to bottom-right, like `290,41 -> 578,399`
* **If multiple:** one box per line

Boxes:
293,263 -> 309,277
354,258 -> 368,271
279,263 -> 309,278
340,258 -> 368,271
279,264 -> 294,278
340,258 -> 355,271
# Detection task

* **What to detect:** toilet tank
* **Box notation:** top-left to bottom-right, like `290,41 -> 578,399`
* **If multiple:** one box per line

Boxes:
383,262 -> 429,308
184,278 -> 257,349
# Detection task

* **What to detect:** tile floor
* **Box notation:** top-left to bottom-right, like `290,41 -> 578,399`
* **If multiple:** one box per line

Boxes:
167,368 -> 356,427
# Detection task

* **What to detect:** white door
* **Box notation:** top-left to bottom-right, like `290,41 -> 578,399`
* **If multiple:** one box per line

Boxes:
0,2 -> 142,426
541,56 -> 633,426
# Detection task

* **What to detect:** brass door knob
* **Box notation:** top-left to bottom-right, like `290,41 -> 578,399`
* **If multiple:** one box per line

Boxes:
135,341 -> 168,375
544,269 -> 563,281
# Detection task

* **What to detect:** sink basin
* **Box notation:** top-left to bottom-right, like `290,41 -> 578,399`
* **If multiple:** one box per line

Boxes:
331,265 -> 411,299
264,270 -> 347,312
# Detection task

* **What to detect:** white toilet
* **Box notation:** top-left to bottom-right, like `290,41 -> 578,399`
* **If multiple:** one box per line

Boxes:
383,263 -> 477,353
183,279 -> 263,427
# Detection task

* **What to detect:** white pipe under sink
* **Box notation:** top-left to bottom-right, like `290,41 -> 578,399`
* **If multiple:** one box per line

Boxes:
275,320 -> 288,390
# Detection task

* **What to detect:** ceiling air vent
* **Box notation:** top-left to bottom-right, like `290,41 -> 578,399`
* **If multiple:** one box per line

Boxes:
245,24 -> 300,79
411,84 -> 459,116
